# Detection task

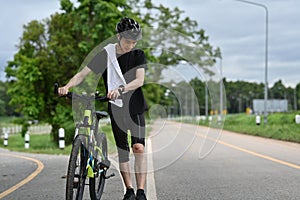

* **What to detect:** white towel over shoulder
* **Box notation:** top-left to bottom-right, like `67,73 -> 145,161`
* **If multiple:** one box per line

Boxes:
104,43 -> 126,107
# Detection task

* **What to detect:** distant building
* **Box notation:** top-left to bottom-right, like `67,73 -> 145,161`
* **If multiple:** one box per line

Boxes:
253,99 -> 288,114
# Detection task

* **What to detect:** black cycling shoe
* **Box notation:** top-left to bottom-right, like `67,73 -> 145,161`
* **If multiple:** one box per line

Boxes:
123,188 -> 135,200
136,189 -> 147,200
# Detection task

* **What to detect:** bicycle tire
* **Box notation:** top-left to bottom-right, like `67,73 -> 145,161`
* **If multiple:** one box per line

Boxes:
89,133 -> 108,200
66,136 -> 88,200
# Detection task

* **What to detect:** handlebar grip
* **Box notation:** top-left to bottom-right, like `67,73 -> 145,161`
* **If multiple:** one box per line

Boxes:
54,83 -> 59,95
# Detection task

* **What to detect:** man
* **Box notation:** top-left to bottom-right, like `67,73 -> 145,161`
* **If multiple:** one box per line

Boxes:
58,17 -> 148,200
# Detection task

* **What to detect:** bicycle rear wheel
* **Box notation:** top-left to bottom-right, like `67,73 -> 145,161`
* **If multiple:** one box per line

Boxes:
66,136 -> 88,200
89,133 -> 108,200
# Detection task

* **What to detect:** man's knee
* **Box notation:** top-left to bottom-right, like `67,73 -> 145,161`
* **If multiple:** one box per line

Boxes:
132,143 -> 144,154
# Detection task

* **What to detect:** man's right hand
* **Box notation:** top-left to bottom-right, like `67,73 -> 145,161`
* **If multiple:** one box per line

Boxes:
58,86 -> 69,96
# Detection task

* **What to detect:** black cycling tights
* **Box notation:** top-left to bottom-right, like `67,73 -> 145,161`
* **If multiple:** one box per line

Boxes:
110,113 -> 145,163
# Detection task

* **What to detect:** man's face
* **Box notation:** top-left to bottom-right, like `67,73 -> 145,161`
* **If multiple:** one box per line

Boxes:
119,36 -> 137,53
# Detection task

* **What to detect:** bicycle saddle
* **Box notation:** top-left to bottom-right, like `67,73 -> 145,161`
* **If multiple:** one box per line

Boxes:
95,111 -> 109,119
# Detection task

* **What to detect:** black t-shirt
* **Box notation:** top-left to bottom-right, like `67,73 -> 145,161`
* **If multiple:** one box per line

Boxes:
87,47 -> 148,116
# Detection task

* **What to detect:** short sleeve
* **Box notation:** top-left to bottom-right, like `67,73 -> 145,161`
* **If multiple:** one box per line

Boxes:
134,50 -> 147,70
87,50 -> 107,75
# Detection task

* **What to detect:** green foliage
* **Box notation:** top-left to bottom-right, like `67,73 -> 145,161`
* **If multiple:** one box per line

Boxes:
5,0 -> 131,142
190,78 -> 206,114
135,0 -> 220,79
0,82 -> 6,115
51,103 -> 74,144
6,20 -> 46,118
0,81 -> 14,116
223,79 -> 299,113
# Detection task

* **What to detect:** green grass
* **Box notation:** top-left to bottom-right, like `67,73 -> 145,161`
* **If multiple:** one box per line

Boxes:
180,112 -> 300,143
0,134 -> 72,154
223,113 -> 300,143
0,116 -> 116,155
0,129 -> 117,155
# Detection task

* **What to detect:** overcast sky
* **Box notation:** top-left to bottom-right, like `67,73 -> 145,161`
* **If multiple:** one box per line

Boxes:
1,0 -> 299,87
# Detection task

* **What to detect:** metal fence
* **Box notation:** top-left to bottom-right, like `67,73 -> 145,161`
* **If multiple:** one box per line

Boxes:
0,125 -> 52,137
253,99 -> 288,114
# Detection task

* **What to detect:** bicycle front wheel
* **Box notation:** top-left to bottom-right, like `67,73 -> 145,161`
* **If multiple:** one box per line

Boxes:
66,136 -> 88,200
89,133 -> 108,200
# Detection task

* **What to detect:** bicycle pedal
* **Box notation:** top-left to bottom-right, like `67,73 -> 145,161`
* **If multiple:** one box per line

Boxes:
61,175 -> 67,179
105,173 -> 115,179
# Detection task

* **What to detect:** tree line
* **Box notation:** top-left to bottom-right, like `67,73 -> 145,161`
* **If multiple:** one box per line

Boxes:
2,77 -> 299,117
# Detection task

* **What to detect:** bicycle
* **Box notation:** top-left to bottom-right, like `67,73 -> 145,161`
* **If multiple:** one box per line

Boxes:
54,83 -> 115,200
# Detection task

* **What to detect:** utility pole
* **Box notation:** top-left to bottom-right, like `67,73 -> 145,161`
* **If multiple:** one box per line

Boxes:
235,0 -> 269,124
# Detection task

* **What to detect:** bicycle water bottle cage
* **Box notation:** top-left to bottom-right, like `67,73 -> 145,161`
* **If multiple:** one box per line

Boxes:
83,116 -> 89,126
83,110 -> 92,126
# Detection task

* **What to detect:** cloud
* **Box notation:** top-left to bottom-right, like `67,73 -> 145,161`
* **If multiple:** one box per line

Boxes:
0,0 -> 61,81
175,0 -> 300,87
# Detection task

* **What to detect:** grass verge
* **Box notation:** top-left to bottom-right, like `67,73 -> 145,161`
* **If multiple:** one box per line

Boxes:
0,134 -> 72,155
0,122 -> 116,155
223,113 -> 300,143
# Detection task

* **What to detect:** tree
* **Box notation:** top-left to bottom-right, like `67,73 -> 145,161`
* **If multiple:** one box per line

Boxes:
296,83 -> 300,110
189,78 -> 206,114
128,0 -> 221,108
269,80 -> 286,99
0,81 -> 15,116
224,79 -> 264,113
0,81 -> 7,115
134,0 -> 220,78
6,20 -> 46,118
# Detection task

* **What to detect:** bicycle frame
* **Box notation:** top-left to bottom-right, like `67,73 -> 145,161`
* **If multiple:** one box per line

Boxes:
73,102 -> 100,179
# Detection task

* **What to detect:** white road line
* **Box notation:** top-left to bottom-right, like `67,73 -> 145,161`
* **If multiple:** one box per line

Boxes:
146,138 -> 157,200
0,153 -> 44,199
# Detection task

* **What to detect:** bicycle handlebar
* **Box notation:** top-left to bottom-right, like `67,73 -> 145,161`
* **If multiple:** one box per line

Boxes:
54,83 -> 110,102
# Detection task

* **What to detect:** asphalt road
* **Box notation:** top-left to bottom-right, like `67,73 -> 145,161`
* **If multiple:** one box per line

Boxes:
150,120 -> 300,200
0,149 -> 123,200
1,120 -> 300,200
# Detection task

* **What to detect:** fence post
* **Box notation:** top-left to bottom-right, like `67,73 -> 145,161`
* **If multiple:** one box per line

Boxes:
295,114 -> 300,124
24,132 -> 30,149
59,128 -> 65,150
4,132 -> 8,147
256,115 -> 261,126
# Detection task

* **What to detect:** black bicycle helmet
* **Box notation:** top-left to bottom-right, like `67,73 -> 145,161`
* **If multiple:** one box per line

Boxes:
116,17 -> 142,40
